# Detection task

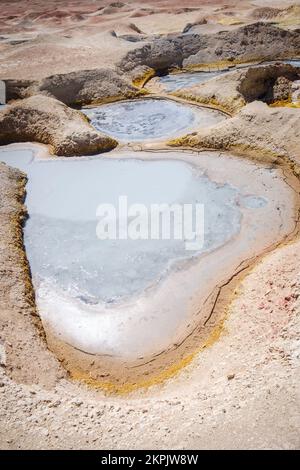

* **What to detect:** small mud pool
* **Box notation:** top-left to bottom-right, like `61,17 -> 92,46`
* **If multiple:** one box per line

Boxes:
155,71 -> 222,92
83,98 -> 226,142
0,146 -> 297,371
149,60 -> 300,94
284,59 -> 300,67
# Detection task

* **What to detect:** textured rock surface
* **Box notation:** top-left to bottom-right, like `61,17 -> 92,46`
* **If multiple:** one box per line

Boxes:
291,80 -> 300,103
119,23 -> 300,73
0,163 -> 63,387
238,64 -> 299,103
173,64 -> 300,113
271,76 -> 292,101
182,17 -> 207,34
0,95 -> 118,156
5,68 -> 143,106
3,25 -> 300,105
173,70 -> 246,114
169,101 -> 300,167
182,23 -> 300,68
251,7 -> 281,20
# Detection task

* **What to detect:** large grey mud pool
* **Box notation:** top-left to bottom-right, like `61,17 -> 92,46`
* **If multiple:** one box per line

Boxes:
0,148 -> 242,304
0,146 -> 297,361
82,98 -> 226,142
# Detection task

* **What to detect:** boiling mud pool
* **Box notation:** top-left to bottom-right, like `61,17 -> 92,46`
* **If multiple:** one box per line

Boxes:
153,59 -> 300,93
82,98 -> 226,142
1,146 -> 287,360
157,71 -> 222,91
0,148 -> 255,305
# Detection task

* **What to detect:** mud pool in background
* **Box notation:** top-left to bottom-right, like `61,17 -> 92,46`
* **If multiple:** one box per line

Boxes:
284,59 -> 300,67
149,59 -> 300,93
156,71 -> 222,92
82,98 -> 226,142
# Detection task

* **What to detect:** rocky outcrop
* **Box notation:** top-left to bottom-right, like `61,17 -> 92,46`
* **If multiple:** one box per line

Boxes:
173,64 -> 300,114
0,162 -> 63,386
173,70 -> 246,114
4,25 -> 299,104
251,7 -> 281,20
5,68 -> 144,106
183,23 -> 300,68
169,101 -> 300,168
119,36 -> 189,73
119,23 -> 300,74
269,76 -> 292,102
182,18 -> 207,34
129,65 -> 156,87
291,80 -> 300,103
0,95 -> 118,156
238,64 -> 299,103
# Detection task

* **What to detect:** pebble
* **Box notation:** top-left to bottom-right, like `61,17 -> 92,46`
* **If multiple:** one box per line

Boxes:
49,400 -> 61,408
73,399 -> 83,407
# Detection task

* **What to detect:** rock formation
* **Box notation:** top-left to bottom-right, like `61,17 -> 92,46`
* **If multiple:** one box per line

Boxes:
251,7 -> 281,20
173,63 -> 300,113
291,80 -> 300,103
3,25 -> 300,104
119,23 -> 300,74
169,101 -> 300,168
0,162 -> 63,386
5,68 -> 144,106
182,17 -> 207,34
0,95 -> 118,156
269,76 -> 292,102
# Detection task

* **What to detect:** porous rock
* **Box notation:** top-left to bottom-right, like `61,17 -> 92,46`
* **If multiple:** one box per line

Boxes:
0,95 -> 118,156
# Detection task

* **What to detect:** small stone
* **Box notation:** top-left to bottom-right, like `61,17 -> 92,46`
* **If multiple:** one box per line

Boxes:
73,399 -> 83,407
0,343 -> 6,367
227,373 -> 235,380
49,400 -> 61,408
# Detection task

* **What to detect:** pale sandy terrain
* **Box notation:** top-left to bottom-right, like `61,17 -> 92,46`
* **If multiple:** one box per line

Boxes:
0,0 -> 300,450
1,0 -> 300,79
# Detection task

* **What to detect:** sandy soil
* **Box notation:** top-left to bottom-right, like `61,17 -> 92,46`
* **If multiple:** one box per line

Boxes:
0,0 -> 300,451
1,0 -> 300,79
